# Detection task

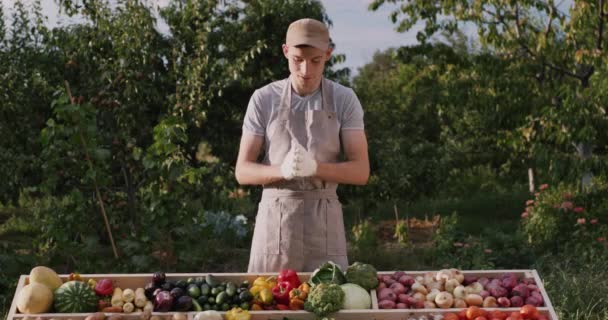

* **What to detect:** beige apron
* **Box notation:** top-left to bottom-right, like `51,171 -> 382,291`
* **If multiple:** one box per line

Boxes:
247,77 -> 348,272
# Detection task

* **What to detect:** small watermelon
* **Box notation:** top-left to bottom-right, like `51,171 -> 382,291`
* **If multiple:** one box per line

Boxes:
54,280 -> 97,313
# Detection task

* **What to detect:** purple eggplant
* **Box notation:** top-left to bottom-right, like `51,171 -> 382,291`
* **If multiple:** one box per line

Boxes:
175,295 -> 193,312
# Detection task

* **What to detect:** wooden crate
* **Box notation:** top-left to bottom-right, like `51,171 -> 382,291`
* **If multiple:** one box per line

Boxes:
7,270 -> 558,320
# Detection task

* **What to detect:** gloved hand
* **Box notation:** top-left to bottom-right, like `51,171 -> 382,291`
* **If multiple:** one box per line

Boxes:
292,141 -> 317,178
280,146 -> 300,180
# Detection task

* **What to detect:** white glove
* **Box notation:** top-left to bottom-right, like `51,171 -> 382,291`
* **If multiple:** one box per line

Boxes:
280,147 -> 300,180
292,142 -> 317,178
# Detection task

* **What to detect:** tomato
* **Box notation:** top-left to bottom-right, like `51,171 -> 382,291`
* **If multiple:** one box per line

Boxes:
466,306 -> 485,320
520,304 -> 539,319
488,310 -> 508,320
444,313 -> 460,320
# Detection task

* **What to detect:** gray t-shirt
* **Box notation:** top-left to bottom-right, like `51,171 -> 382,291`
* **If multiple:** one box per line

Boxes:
243,78 -> 364,136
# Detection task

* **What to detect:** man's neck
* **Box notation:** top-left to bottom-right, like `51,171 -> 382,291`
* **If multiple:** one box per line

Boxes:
290,76 -> 322,96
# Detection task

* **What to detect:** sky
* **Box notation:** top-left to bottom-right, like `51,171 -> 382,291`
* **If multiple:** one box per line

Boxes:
0,0 -> 423,75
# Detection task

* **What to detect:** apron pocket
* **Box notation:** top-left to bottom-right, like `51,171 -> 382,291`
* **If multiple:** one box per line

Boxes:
261,200 -> 281,255
326,199 -> 347,256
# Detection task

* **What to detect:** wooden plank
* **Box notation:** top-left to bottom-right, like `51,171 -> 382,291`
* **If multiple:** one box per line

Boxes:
7,275 -> 26,320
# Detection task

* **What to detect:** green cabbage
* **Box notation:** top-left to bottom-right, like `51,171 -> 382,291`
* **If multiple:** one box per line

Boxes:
345,262 -> 378,291
340,283 -> 371,309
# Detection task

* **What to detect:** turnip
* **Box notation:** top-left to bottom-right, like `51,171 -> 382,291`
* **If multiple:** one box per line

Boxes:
436,269 -> 452,282
482,296 -> 498,307
426,289 -> 440,302
445,279 -> 460,293
450,268 -> 465,284
426,281 -> 443,292
412,292 -> 426,302
390,282 -> 407,295
411,282 -> 428,295
435,292 -> 454,309
510,295 -> 524,307
453,285 -> 466,299
497,297 -> 511,307
378,299 -> 396,309
454,299 -> 467,308
465,282 -> 483,294
464,294 -> 483,306
378,288 -> 397,302
512,284 -> 530,298
399,275 -> 416,287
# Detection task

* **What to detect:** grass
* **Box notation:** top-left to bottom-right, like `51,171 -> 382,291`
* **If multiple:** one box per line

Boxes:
536,253 -> 608,320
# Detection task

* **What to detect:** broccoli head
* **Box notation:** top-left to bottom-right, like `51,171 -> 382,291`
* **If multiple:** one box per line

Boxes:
304,283 -> 345,317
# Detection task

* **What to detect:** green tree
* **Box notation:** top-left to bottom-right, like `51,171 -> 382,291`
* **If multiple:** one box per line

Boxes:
370,0 -> 608,188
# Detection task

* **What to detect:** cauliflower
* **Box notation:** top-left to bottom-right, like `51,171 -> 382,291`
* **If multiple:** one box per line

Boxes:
345,262 -> 378,291
304,283 -> 345,317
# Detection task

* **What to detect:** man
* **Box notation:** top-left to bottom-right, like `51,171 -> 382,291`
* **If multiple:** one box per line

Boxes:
235,18 -> 369,272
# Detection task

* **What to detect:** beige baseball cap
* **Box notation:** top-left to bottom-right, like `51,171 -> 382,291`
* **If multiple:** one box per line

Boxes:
285,18 -> 330,50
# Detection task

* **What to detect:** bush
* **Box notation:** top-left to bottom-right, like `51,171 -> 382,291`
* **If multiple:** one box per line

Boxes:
520,178 -> 608,257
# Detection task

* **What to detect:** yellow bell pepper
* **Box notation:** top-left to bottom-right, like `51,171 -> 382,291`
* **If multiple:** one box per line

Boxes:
225,307 -> 251,320
250,276 -> 277,303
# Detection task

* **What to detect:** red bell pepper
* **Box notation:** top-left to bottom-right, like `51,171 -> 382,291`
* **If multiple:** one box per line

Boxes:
94,279 -> 114,296
272,281 -> 294,305
277,269 -> 301,288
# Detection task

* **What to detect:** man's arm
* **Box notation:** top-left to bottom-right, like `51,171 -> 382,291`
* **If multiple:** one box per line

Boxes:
235,133 -> 284,185
315,130 -> 369,185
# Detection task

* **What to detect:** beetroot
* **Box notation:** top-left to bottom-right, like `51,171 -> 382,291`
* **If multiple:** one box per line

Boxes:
463,275 -> 478,285
398,275 -> 416,286
489,286 -> 508,298
531,291 -> 544,305
526,296 -> 542,307
510,295 -> 524,307
477,277 -> 490,287
512,284 -> 530,298
378,288 -> 397,302
502,276 -> 518,290
479,290 -> 490,299
390,282 -> 407,295
378,299 -> 396,309
497,297 -> 511,307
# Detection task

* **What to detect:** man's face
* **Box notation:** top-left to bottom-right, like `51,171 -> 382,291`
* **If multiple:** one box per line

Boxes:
282,44 -> 332,93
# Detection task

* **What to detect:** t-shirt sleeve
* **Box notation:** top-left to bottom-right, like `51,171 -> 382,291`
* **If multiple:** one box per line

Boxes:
340,88 -> 365,130
242,90 -> 266,136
